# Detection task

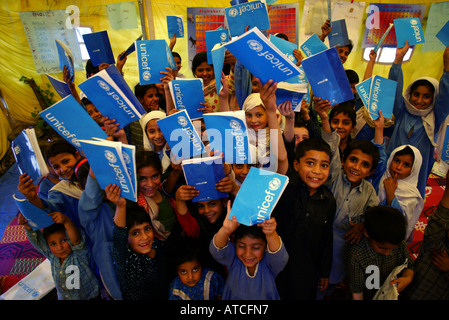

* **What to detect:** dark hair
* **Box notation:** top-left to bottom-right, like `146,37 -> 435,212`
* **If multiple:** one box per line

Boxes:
172,51 -> 181,61
393,146 -> 415,164
274,33 -> 289,41
340,39 -> 354,53
342,140 -> 380,172
43,223 -> 66,242
134,83 -> 159,100
364,206 -> 407,245
191,51 -> 211,75
329,101 -> 356,127
81,97 -> 93,106
44,140 -> 77,163
171,237 -> 204,267
295,137 -> 331,162
125,201 -> 152,229
136,150 -> 163,173
85,59 -> 99,79
410,79 -> 435,97
345,69 -> 359,84
233,224 -> 267,245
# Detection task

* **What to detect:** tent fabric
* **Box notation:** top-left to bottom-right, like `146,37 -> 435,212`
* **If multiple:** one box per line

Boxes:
0,0 -> 447,162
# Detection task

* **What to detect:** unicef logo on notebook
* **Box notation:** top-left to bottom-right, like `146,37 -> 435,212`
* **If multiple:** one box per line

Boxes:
247,40 -> 263,52
178,116 -> 188,127
98,80 -> 110,91
268,177 -> 282,191
410,18 -> 419,26
72,138 -> 81,147
104,150 -> 117,163
142,71 -> 151,82
371,102 -> 378,112
228,8 -> 239,17
220,32 -> 228,42
230,119 -> 242,131
13,145 -> 21,154
122,152 -> 130,165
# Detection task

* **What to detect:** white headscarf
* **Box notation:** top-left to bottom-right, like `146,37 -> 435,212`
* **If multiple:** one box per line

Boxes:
403,77 -> 440,147
378,145 -> 424,241
242,93 -> 271,166
139,111 -> 171,173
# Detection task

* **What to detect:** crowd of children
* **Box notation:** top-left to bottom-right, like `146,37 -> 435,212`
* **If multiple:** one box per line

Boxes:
14,17 -> 449,302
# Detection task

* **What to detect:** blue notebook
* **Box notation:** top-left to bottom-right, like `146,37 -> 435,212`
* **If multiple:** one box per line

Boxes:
11,128 -> 49,185
168,78 -> 205,120
211,43 -> 227,95
436,19 -> 449,47
167,15 -> 184,38
78,65 -> 146,129
367,75 -> 397,120
39,95 -> 108,149
78,138 -> 137,202
13,194 -> 54,230
355,77 -> 372,109
225,0 -> 270,38
181,155 -> 227,203
82,31 -> 115,66
202,110 -> 252,164
119,35 -> 143,61
301,47 -> 354,106
440,124 -> 449,163
55,39 -> 75,81
46,74 -> 71,99
276,82 -> 307,112
223,27 -> 301,85
328,19 -> 350,48
394,17 -> 425,47
269,34 -> 298,65
300,33 -> 328,57
135,39 -> 176,85
230,167 -> 289,226
206,27 -> 229,64
156,109 -> 206,160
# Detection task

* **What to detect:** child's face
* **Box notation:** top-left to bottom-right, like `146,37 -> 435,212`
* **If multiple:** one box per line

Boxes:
245,106 -> 268,132
177,260 -> 202,287
336,45 -> 350,64
409,85 -> 433,110
368,238 -> 397,256
389,154 -> 413,180
139,88 -> 160,112
251,77 -> 260,93
294,127 -> 309,148
48,152 -> 81,180
128,222 -> 154,255
138,165 -> 161,198
235,235 -> 266,275
294,150 -> 330,195
350,82 -> 358,95
86,103 -> 103,125
174,56 -> 182,76
197,199 -> 224,224
47,230 -> 72,261
146,119 -> 166,150
194,61 -> 214,86
232,163 -> 253,184
343,149 -> 374,187
330,112 -> 355,141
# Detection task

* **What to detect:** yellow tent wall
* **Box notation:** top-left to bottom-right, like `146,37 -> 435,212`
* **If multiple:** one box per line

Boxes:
0,0 -> 448,166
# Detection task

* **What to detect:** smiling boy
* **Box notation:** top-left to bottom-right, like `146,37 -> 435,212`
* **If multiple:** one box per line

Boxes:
272,137 -> 336,300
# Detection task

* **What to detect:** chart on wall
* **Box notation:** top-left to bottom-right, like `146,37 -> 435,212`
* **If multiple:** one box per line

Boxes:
20,10 -> 83,75
361,3 -> 426,48
187,4 -> 299,70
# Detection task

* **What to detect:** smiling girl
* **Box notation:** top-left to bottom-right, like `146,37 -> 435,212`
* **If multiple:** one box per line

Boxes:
386,42 -> 449,198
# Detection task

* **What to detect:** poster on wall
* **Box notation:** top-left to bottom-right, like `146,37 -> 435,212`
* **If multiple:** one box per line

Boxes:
422,2 -> 449,52
20,10 -> 83,75
187,3 -> 299,70
106,2 -> 138,30
361,3 -> 426,49
329,1 -> 365,50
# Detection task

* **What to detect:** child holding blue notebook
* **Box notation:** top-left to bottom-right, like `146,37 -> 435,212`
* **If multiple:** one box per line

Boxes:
386,42 -> 449,198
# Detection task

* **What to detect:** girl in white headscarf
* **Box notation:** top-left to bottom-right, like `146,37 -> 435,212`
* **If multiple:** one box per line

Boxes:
139,111 -> 171,174
378,144 -> 424,242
